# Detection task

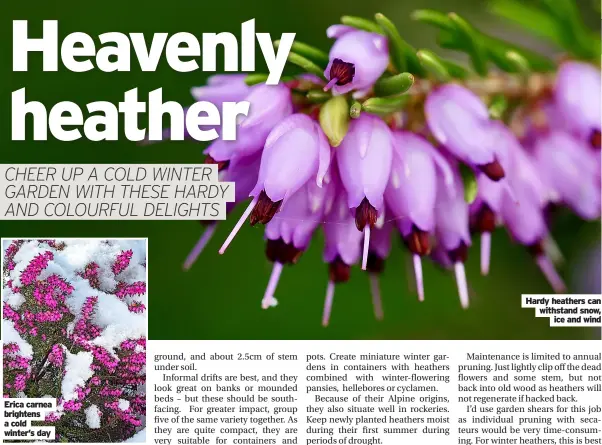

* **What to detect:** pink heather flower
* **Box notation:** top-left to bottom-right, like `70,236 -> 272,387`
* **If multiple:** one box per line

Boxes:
554,61 -> 601,147
260,177 -> 333,309
204,83 -> 293,165
322,188 -> 364,326
323,25 -> 389,95
176,14 -> 602,324
20,251 -> 53,285
336,114 -> 393,270
219,113 -> 331,254
3,239 -> 146,440
385,131 -> 455,300
426,84 -> 505,181
534,131 -> 601,220
112,249 -> 133,275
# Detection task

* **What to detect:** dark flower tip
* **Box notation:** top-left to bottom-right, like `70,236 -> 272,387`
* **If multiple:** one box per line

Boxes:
250,191 -> 282,226
405,225 -> 431,256
590,129 -> 601,149
366,253 -> 385,274
329,257 -> 351,283
355,198 -> 378,231
479,159 -> 505,181
527,240 -> 545,257
204,155 -> 230,171
330,58 -> 355,86
449,242 -> 469,263
472,204 -> 496,233
266,238 -> 302,265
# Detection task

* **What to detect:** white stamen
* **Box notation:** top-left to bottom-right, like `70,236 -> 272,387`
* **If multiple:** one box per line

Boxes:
324,77 -> 338,92
262,262 -> 284,309
413,254 -> 424,302
454,262 -> 470,309
219,195 -> 258,254
536,255 -> 566,293
480,232 -> 491,276
362,226 -> 371,271
322,281 -> 336,327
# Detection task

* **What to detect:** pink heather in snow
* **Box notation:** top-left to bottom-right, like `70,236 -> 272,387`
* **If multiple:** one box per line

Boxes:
112,249 -> 133,275
3,239 -> 146,442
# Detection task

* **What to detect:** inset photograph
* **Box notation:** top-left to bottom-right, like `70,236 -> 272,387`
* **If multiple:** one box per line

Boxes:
2,239 -> 147,443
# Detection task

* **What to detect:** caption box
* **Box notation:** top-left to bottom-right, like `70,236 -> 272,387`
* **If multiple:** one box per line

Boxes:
0,164 -> 235,220
1,398 -> 56,441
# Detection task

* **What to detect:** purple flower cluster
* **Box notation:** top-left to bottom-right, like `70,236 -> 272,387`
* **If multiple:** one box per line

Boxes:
2,240 -> 146,442
79,262 -> 101,289
112,249 -> 133,276
20,251 -> 53,286
176,18 -> 600,325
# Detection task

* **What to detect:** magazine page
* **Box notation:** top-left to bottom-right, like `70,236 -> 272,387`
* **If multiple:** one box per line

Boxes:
0,0 -> 600,444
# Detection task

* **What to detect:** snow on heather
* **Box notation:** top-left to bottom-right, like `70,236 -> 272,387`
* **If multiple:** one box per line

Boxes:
2,319 -> 33,357
62,350 -> 94,401
85,405 -> 102,429
3,239 -> 147,442
3,286 -> 24,308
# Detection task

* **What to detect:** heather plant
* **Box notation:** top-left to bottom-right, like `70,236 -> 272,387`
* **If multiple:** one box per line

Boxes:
2,239 -> 147,443
154,2 -> 601,326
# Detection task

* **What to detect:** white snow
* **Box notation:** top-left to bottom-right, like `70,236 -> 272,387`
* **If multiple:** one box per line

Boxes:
125,429 -> 146,443
85,405 -> 101,429
3,287 -> 25,309
2,320 -> 33,358
4,239 -> 147,355
61,350 -> 94,401
118,399 -> 130,411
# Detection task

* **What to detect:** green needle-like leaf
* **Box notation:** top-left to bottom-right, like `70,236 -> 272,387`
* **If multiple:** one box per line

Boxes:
448,13 -> 488,76
341,16 -> 383,34
440,58 -> 470,79
505,51 -> 531,75
362,95 -> 409,115
488,95 -> 508,120
275,40 -> 329,67
307,90 -> 331,104
286,52 -> 326,80
411,9 -> 455,32
374,72 -> 415,97
417,50 -> 452,82
245,74 -> 269,85
375,13 -> 425,75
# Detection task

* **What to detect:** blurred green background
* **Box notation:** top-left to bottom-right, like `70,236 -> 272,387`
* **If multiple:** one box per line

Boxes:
1,0 -> 600,340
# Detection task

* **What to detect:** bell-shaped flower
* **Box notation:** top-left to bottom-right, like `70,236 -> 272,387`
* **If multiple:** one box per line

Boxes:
554,61 -> 601,148
323,25 -> 389,96
534,131 -> 601,220
261,178 -> 334,309
204,83 -> 293,166
219,114 -> 331,254
336,114 -> 393,270
385,131 -> 454,300
142,74 -> 251,145
469,122 -> 521,275
501,147 -> 565,293
434,168 -> 472,309
425,84 -> 506,181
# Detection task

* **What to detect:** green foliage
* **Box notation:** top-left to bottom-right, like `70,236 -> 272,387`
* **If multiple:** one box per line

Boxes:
374,72 -> 415,96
